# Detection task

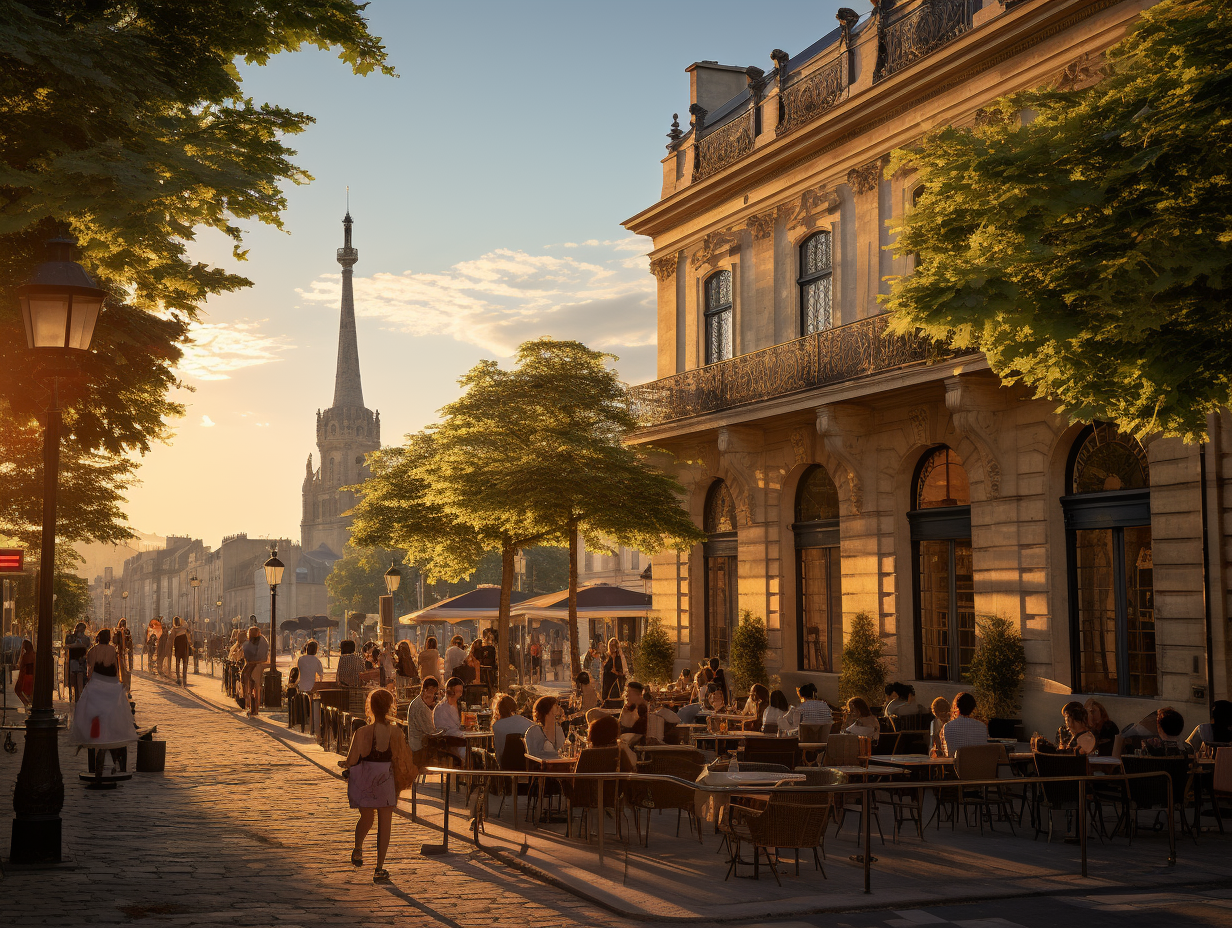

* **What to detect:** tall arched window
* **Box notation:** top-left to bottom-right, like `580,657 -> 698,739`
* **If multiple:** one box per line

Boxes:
703,480 -> 738,661
909,446 -> 974,682
1064,423 -> 1155,697
704,271 -> 733,365
798,231 -> 833,335
794,465 -> 841,672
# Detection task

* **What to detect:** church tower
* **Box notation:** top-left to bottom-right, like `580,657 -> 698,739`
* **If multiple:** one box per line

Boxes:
301,210 -> 381,558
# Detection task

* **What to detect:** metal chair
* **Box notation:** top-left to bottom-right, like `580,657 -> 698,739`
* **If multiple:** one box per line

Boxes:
1032,751 -> 1105,843
567,746 -> 630,841
951,743 -> 1015,834
1119,754 -> 1193,843
628,748 -> 705,845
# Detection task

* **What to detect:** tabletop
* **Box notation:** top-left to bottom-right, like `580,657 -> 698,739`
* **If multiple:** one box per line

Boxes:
826,765 -> 901,776
698,771 -> 807,787
524,753 -> 577,769
877,754 -> 953,766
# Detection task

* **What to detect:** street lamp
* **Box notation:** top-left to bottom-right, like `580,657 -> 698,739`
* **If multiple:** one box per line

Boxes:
384,563 -> 402,596
262,549 -> 284,709
214,599 -> 223,676
189,575 -> 201,675
380,562 -> 401,650
103,579 -> 111,625
11,231 -> 106,864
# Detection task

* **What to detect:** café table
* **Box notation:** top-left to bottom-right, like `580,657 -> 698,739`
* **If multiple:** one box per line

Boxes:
523,753 -> 578,829
694,769 -> 807,825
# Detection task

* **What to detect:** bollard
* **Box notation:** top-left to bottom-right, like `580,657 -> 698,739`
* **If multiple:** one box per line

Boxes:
1078,779 -> 1088,877
597,776 -> 604,866
421,771 -> 450,855
1166,775 -> 1176,865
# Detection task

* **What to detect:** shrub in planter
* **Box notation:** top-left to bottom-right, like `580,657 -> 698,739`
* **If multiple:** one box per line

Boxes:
729,610 -> 769,694
965,614 -> 1026,724
631,618 -> 676,685
838,612 -> 887,706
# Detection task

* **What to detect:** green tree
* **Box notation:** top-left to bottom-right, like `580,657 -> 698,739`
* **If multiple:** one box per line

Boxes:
0,1 -> 392,551
884,0 -> 1232,442
631,618 -> 676,685
498,338 -> 705,676
965,615 -> 1027,721
838,612 -> 887,706
729,609 -> 769,695
324,547 -> 413,619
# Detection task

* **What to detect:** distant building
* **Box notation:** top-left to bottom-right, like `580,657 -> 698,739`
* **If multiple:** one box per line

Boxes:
623,0 -> 1231,729
577,534 -> 649,593
301,210 -> 380,560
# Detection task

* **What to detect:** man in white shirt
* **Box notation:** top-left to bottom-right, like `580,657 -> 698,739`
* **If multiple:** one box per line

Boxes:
443,636 -> 467,679
432,676 -> 466,762
942,691 -> 989,756
295,640 -> 325,693
786,682 -> 834,731
406,676 -> 439,761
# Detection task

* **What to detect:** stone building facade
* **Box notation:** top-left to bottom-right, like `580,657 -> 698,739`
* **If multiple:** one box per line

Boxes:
624,0 -> 1231,731
301,211 -> 381,559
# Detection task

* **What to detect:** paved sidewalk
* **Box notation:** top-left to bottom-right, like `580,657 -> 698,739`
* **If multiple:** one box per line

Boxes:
0,673 -> 624,928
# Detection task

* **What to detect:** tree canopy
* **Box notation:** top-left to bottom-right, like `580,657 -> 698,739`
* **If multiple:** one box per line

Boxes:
0,1 -> 392,553
885,0 -> 1231,442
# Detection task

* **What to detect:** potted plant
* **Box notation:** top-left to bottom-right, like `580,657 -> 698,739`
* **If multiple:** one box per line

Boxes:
965,614 -> 1027,738
838,612 -> 887,708
729,610 -> 769,694
631,618 -> 676,685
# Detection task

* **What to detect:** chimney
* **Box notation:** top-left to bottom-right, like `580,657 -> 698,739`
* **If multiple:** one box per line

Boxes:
686,60 -> 753,116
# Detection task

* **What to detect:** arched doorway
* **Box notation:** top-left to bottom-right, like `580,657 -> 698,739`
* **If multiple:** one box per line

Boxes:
909,446 -> 974,682
703,480 -> 737,662
794,465 -> 841,672
1063,423 -> 1155,696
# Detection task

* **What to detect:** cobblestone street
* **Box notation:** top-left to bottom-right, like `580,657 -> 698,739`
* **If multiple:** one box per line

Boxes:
0,674 -> 623,928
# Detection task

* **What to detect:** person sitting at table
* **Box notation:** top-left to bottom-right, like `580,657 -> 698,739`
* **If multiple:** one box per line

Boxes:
941,692 -> 988,756
688,669 -> 707,704
586,713 -> 638,771
572,670 -> 601,716
928,697 -> 951,755
525,695 -> 567,758
676,667 -> 692,692
295,639 -> 325,693
842,697 -> 880,744
702,684 -> 727,715
1083,698 -> 1119,755
762,689 -> 792,733
887,683 -> 928,719
335,639 -> 364,688
491,693 -> 533,761
432,676 -> 467,763
417,636 -> 442,683
709,658 -> 730,704
882,682 -> 904,717
744,684 -> 769,731
1187,699 -> 1232,750
784,682 -> 833,731
444,635 -> 468,680
406,676 -> 439,766
1059,701 -> 1098,755
394,640 -> 418,682
1144,707 -> 1196,756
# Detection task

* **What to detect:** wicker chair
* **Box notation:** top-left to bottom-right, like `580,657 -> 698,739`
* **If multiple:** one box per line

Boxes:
628,748 -> 705,846
722,788 -> 833,886
567,746 -> 631,841
825,733 -> 862,767
950,744 -> 1015,834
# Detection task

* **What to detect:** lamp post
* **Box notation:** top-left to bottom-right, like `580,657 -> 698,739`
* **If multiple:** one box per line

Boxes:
10,232 -> 106,864
189,575 -> 201,675
381,563 -> 401,650
262,549 -> 284,708
103,579 -> 111,625
213,599 -> 222,676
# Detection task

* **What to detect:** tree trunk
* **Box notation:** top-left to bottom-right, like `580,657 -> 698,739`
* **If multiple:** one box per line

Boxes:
497,540 -> 515,691
567,518 -> 580,682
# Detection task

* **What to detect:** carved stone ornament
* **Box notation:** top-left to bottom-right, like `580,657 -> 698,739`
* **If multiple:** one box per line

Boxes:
690,227 -> 741,268
717,426 -> 762,526
1055,52 -> 1106,92
779,186 -> 840,235
846,158 -> 885,195
908,405 -> 930,447
746,210 -> 776,241
815,404 -> 871,515
789,427 -> 810,466
650,255 -> 677,282
944,375 -> 1005,499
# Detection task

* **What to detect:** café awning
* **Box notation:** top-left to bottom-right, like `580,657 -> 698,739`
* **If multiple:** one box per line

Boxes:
397,586 -> 534,626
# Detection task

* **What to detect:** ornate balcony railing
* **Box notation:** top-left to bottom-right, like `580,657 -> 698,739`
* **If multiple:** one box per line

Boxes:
876,0 -> 972,81
629,313 -> 974,428
693,109 -> 755,181
776,54 -> 847,137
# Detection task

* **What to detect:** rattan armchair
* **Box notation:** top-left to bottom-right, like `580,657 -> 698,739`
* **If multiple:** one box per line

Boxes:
628,748 -> 705,846
722,788 -> 833,886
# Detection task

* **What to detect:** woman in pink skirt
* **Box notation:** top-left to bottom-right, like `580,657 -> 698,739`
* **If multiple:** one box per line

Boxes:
340,687 -> 399,882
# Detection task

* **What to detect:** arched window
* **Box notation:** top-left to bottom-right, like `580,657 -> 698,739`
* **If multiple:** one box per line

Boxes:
794,466 -> 841,672
704,270 -> 733,365
798,231 -> 833,335
909,446 -> 974,682
330,424 -> 337,436
703,480 -> 738,662
1064,424 -> 1155,697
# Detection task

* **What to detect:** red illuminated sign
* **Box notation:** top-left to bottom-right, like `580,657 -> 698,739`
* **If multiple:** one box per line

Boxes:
0,549 -> 24,572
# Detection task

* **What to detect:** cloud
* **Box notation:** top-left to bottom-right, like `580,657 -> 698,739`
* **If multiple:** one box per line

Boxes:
178,321 -> 287,382
297,239 -> 657,380
200,415 -> 215,428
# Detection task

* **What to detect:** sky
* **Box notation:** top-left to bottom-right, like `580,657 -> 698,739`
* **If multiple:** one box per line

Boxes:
126,0 -> 840,548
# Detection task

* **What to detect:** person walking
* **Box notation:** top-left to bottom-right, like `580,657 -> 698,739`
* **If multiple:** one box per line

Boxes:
14,638 -> 34,707
241,625 -> 269,718
601,637 -> 628,701
169,616 -> 191,686
69,628 -> 136,770
65,622 -> 91,703
156,617 -> 173,678
340,688 -> 414,883
113,618 -> 131,693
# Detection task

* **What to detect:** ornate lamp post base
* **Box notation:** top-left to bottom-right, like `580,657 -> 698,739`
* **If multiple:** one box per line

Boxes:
9,712 -> 65,864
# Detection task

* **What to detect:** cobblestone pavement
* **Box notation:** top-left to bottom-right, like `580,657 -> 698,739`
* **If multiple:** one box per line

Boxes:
0,674 -> 626,928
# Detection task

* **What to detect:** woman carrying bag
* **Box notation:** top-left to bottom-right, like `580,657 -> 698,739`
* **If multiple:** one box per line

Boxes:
339,688 -> 417,882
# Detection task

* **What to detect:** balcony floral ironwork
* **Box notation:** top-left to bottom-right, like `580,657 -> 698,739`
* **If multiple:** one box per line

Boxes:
629,313 -> 974,428
693,109 -> 755,181
876,0 -> 972,81
776,54 -> 847,137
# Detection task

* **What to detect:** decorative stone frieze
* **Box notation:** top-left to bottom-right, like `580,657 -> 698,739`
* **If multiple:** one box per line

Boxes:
690,227 -> 742,268
815,404 -> 872,514
846,158 -> 885,195
650,255 -> 678,281
746,210 -> 776,241
944,375 -> 1005,499
779,186 -> 840,236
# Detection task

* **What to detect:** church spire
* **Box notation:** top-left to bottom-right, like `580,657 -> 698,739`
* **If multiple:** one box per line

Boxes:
333,204 -> 364,408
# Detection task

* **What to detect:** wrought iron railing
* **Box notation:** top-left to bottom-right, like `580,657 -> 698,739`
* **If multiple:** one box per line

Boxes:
776,54 -> 847,137
693,109 -> 755,181
876,0 -> 972,81
628,313 -> 975,427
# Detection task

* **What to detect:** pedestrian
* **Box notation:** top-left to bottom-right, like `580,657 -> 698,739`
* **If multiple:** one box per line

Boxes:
241,625 -> 269,718
601,637 -> 628,701
417,636 -> 441,683
478,629 -> 498,689
529,634 -> 542,684
156,617 -> 173,678
65,622 -> 91,703
114,618 -> 132,693
169,616 -> 191,686
340,687 -> 416,883
69,628 -> 135,759
14,638 -> 34,707
296,640 -> 325,693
